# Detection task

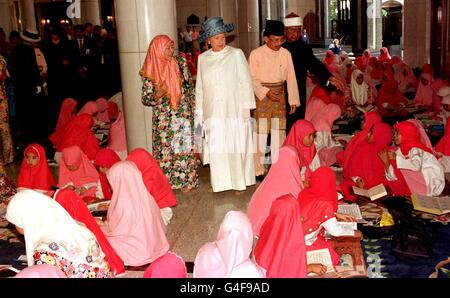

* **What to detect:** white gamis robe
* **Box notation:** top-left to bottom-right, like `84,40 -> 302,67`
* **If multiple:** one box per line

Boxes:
195,46 -> 256,192
395,147 -> 445,196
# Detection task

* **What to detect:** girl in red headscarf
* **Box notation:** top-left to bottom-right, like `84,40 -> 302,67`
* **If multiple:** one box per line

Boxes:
340,123 -> 411,201
365,57 -> 382,87
49,98 -> 78,149
378,47 -> 392,63
126,148 -> 177,226
376,71 -> 408,117
254,194 -> 327,278
17,144 -> 56,196
59,146 -> 100,201
94,148 -> 121,200
55,189 -> 125,276
57,114 -> 100,161
298,167 -> 358,266
393,121 -> 445,196
107,102 -> 127,160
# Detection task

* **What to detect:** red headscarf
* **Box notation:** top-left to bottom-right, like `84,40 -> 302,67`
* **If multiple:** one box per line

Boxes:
367,57 -> 382,81
361,49 -> 373,69
96,98 -> 110,122
17,144 -> 55,191
94,149 -> 121,200
422,63 -> 434,77
55,189 -> 125,276
378,47 -> 392,63
436,117 -> 450,156
345,123 -> 392,188
254,194 -> 307,278
310,86 -> 332,104
283,120 -> 316,167
143,252 -> 188,278
49,98 -> 78,148
298,167 -> 338,235
59,146 -> 99,188
126,148 -> 177,209
342,111 -> 383,178
354,57 -> 365,71
108,102 -> 119,121
376,71 -> 406,114
394,121 -> 433,156
140,35 -> 182,110
77,101 -> 98,116
323,50 -> 340,74
58,114 -> 100,160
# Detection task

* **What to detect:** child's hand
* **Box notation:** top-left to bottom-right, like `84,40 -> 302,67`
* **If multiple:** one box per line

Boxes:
308,264 -> 327,276
355,178 -> 365,189
336,213 -> 356,222
387,151 -> 396,160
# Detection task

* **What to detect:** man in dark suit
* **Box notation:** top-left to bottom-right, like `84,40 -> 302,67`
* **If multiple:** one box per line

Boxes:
282,13 -> 345,133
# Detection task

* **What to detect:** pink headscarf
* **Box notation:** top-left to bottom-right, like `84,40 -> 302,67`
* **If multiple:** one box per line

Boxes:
143,252 -> 188,278
283,120 -> 317,166
194,211 -> 266,278
49,98 -> 78,148
305,97 -> 327,122
77,101 -> 98,116
105,161 -> 169,266
323,50 -> 340,74
254,194 -> 307,278
247,146 -> 304,237
395,62 -> 417,93
108,111 -> 127,152
59,146 -> 99,189
14,264 -> 67,278
414,73 -> 435,107
140,35 -> 182,110
361,49 -> 373,69
96,98 -> 110,122
310,103 -> 341,132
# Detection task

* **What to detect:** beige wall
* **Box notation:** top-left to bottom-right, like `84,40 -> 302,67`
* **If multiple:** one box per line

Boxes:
403,0 -> 431,68
286,0 -> 315,21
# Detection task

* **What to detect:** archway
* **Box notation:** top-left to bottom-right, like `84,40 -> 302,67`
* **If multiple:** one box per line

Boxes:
382,0 -> 403,56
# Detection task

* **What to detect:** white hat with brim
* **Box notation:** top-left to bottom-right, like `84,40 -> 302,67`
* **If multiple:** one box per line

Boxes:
20,29 -> 41,43
199,17 -> 234,43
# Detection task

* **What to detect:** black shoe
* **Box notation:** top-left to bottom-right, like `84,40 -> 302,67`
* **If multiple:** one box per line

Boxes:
256,175 -> 265,182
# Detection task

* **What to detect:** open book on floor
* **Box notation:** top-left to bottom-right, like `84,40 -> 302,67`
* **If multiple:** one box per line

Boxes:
87,199 -> 111,212
352,184 -> 387,201
411,194 -> 450,215
355,104 -> 375,113
337,204 -> 367,223
307,249 -> 335,277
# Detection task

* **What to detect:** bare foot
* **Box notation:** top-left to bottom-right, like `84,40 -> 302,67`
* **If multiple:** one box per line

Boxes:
234,190 -> 246,196
208,186 -> 214,193
181,186 -> 193,194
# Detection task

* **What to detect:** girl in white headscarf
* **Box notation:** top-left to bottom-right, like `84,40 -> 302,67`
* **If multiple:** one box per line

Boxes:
6,190 -> 113,278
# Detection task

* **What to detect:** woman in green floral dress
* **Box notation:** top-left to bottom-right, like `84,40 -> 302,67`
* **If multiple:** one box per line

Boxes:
140,35 -> 198,192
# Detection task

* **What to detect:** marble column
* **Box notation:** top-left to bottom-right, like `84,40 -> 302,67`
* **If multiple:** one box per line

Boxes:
115,0 -> 177,152
207,0 -> 239,47
237,0 -> 259,57
81,0 -> 101,25
0,0 -> 13,35
367,0 -> 382,51
19,0 -> 37,32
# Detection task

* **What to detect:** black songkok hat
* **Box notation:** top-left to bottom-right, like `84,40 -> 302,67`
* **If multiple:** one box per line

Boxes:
263,20 -> 285,37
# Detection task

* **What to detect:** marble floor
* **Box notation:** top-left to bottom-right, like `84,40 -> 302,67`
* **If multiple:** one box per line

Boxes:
4,159 -> 260,264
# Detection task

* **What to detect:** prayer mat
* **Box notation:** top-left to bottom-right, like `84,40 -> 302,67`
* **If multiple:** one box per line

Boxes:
362,224 -> 450,278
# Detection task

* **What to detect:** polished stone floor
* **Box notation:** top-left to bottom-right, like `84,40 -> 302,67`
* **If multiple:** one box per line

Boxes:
4,160 -> 260,264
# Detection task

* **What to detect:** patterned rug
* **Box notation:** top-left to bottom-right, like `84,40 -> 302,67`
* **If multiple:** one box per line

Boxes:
362,219 -> 450,278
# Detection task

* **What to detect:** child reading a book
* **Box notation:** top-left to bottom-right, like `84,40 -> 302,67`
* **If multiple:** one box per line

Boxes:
298,167 -> 359,265
345,69 -> 375,115
254,194 -> 327,278
59,146 -> 100,202
392,121 -> 445,196
340,123 -> 411,201
376,71 -> 408,117
17,144 -> 56,197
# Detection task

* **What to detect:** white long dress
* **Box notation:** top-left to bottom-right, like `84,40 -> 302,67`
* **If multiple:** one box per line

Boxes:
195,46 -> 256,192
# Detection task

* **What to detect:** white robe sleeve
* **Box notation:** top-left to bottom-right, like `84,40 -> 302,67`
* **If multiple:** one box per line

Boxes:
236,49 -> 256,111
322,217 -> 355,237
195,55 -> 204,125
385,164 -> 398,181
396,148 -> 422,171
309,153 -> 321,172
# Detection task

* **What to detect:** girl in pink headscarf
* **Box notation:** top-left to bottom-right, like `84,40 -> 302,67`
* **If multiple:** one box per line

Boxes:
323,50 -> 340,74
49,98 -> 78,148
95,98 -> 110,123
107,102 -> 127,160
414,72 -> 436,109
140,35 -> 198,192
247,146 -> 305,237
305,86 -> 332,121
393,121 -> 445,196
104,161 -> 169,266
361,49 -> 373,70
283,120 -> 319,171
254,194 -> 326,278
144,252 -> 188,278
394,62 -> 417,94
310,103 -> 343,167
59,146 -> 100,201
194,211 -> 266,278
